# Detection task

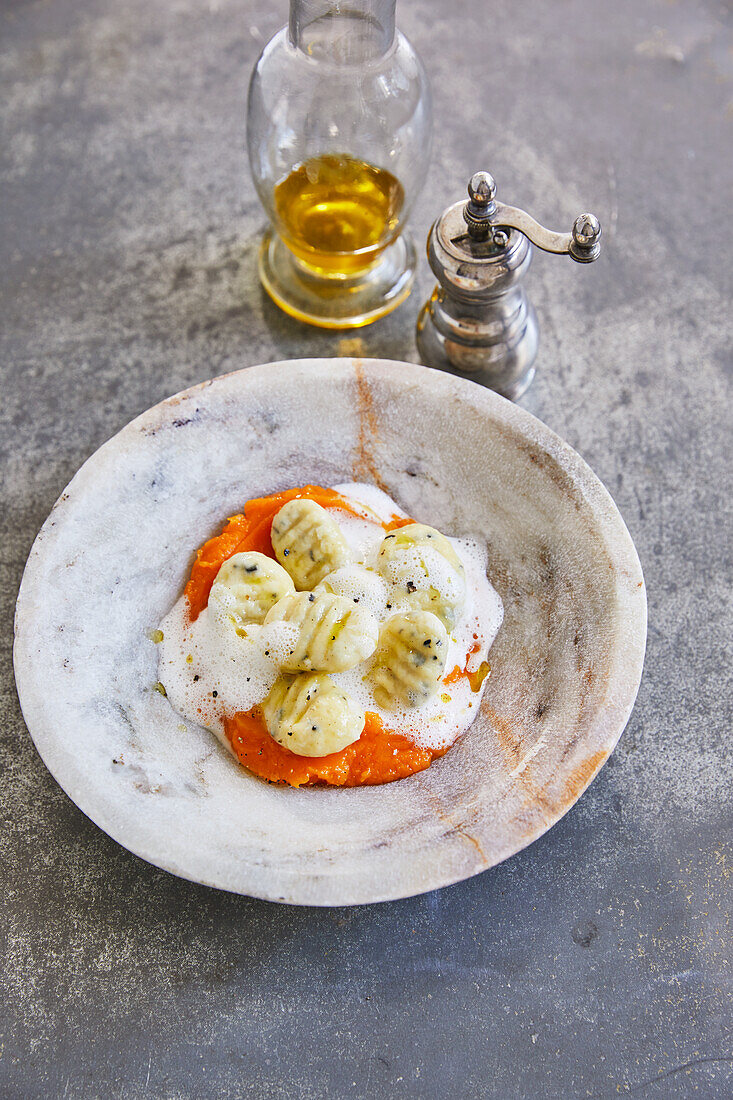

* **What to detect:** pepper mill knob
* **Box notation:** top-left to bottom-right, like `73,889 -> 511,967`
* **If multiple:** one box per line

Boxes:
571,212 -> 602,261
464,173 -> 504,244
468,171 -> 495,203
465,172 -> 496,228
416,170 -> 602,400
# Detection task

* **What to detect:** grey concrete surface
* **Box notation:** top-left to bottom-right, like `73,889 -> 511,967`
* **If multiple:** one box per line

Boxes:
1,0 -> 731,1096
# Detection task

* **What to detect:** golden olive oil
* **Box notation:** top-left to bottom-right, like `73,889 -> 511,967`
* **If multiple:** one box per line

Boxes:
274,153 -> 404,276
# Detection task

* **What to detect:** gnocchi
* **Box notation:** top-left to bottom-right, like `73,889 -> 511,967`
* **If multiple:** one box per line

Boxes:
208,551 -> 295,629
376,523 -> 466,629
264,591 -> 378,673
261,672 -> 365,757
161,481 -> 505,788
368,610 -> 449,710
271,499 -> 351,590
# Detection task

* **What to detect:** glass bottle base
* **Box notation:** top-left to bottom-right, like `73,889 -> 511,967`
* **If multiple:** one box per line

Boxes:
258,228 -> 416,329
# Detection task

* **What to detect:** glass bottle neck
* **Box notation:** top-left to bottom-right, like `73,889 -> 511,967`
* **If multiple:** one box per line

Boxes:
289,0 -> 396,62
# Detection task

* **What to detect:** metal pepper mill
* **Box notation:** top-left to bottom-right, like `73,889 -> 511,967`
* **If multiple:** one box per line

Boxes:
416,171 -> 602,400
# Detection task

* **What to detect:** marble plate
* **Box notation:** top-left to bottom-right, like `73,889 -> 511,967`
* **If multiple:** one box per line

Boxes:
13,358 -> 646,905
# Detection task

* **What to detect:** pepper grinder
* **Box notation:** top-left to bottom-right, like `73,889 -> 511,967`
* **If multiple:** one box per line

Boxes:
416,171 -> 601,399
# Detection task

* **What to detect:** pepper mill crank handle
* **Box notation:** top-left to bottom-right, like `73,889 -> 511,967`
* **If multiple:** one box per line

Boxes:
492,203 -> 602,263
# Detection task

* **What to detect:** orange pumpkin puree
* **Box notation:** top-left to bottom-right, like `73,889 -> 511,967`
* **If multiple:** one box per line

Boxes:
227,709 -> 449,788
183,485 -> 449,788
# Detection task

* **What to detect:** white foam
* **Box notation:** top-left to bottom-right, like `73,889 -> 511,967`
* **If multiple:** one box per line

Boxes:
316,564 -> 390,620
332,482 -> 407,524
257,620 -> 301,667
158,483 -> 504,758
326,511 -> 385,563
157,602 -> 289,739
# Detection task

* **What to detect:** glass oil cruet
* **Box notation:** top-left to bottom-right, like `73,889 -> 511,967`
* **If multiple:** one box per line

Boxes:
247,0 -> 432,328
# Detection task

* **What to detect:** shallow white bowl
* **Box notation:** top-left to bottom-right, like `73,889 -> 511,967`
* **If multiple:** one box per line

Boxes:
14,359 -> 646,905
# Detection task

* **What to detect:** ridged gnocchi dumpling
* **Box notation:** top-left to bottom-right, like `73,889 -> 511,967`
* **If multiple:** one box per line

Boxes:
368,610 -> 449,710
261,673 -> 365,757
264,591 -> 378,672
208,551 -> 295,629
271,499 -> 351,590
376,523 -> 466,629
